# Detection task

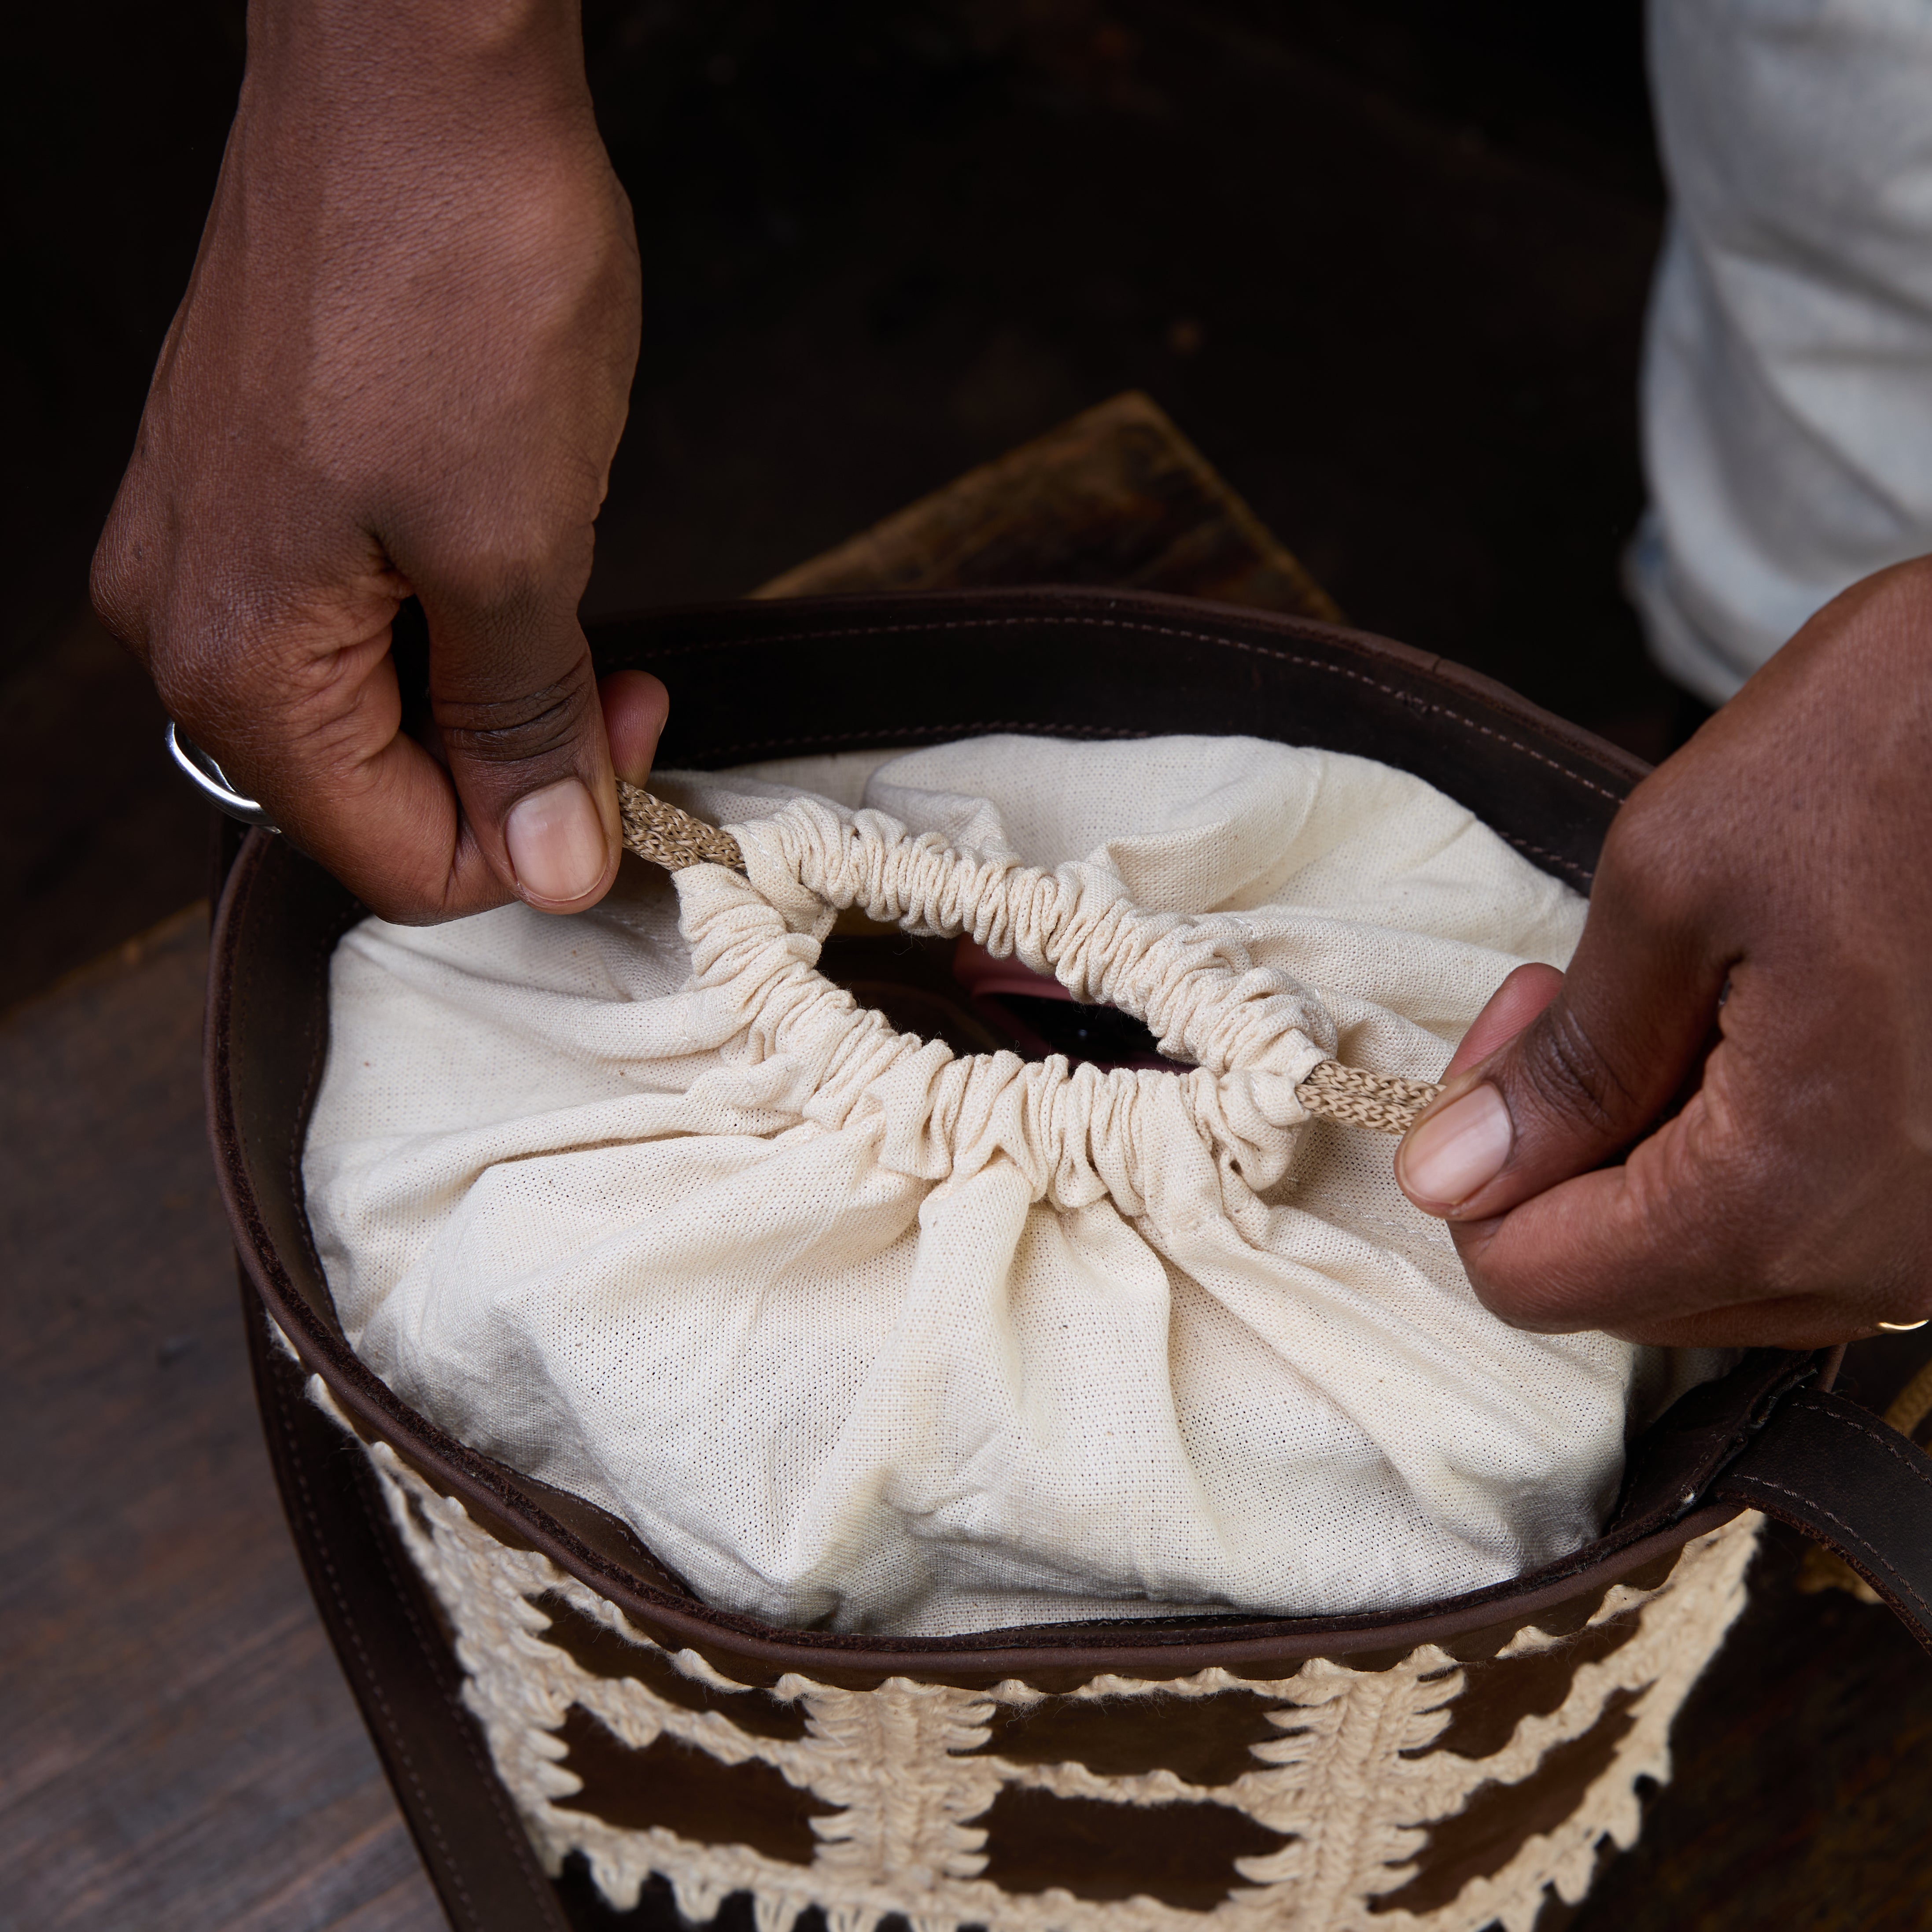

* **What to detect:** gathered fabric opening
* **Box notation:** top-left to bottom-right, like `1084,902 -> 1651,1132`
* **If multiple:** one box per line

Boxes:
303,734 -> 1729,1637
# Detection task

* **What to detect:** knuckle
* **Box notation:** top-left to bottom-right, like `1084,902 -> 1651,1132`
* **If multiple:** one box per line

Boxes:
434,659 -> 598,769
433,543 -> 550,616
89,519 -> 154,654
144,621 -> 254,734
416,517 -> 596,624
1454,1223 -> 1620,1334
1512,1003 -> 1636,1141
1596,800 -> 1702,934
1449,1234 -> 1543,1327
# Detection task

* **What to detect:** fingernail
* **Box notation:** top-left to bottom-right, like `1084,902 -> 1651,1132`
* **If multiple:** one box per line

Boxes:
505,778 -> 608,905
1399,1084 -> 1514,1209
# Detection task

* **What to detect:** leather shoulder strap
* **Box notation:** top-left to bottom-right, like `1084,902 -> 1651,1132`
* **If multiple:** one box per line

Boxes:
1714,1387 -> 1932,1654
243,1276 -> 574,1932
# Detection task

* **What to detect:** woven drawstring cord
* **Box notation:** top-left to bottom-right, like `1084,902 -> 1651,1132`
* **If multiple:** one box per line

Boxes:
618,783 -> 1442,1136
618,782 -> 748,873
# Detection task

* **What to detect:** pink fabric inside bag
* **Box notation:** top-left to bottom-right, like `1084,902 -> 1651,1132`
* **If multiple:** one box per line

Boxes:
951,936 -> 1176,1070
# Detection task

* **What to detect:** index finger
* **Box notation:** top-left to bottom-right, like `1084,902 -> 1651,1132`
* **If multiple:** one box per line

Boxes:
1449,1082 -> 1863,1349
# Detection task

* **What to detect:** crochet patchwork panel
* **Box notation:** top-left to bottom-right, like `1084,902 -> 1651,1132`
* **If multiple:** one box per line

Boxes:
358,1427 -> 1759,1932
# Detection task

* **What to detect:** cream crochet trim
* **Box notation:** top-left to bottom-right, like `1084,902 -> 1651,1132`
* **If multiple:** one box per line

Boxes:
323,1382 -> 1757,1932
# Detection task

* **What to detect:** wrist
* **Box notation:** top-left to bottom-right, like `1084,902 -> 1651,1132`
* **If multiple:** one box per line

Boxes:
241,0 -> 590,124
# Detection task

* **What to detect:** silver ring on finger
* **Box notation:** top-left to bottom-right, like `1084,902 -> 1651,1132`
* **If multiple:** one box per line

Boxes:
166,722 -> 280,832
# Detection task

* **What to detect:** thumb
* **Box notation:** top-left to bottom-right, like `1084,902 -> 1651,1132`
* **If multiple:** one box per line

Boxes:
1395,904 -> 1726,1223
423,590 -> 629,913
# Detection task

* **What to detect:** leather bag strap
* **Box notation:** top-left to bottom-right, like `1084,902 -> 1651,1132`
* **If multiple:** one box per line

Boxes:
244,1277 -> 574,1932
1713,1386 -> 1932,1655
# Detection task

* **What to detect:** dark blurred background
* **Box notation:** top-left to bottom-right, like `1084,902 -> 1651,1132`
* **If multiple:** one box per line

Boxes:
3,0 -> 1674,1010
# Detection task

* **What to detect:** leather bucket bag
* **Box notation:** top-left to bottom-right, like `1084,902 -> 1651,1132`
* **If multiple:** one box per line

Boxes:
207,587 -> 1932,1932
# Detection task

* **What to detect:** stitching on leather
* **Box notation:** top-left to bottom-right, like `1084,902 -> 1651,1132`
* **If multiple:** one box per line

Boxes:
1789,1395 -> 1932,1501
630,612 -> 1629,802
1503,837 -> 1593,884
637,612 -> 1613,888
1727,1472 -> 1932,1621
268,1347 -> 487,1931
666,716 -> 1596,889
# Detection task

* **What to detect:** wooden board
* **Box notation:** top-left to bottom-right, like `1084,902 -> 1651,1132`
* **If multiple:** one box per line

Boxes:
752,391 -> 1341,620
0,911 -> 443,1932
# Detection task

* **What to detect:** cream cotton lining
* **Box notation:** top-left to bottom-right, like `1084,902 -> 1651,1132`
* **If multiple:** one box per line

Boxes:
304,734 -> 1725,1637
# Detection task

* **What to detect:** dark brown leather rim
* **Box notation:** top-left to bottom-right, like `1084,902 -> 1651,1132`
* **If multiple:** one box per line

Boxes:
589,585 -> 1650,892
244,1274 -> 575,1932
210,586 -> 1884,1681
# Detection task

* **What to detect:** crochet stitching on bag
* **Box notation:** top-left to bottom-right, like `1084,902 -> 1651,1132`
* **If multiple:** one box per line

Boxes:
349,1402 -> 1759,1932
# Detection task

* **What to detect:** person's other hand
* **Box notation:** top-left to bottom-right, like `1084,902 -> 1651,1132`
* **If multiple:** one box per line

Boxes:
1395,556 -> 1932,1347
92,0 -> 666,921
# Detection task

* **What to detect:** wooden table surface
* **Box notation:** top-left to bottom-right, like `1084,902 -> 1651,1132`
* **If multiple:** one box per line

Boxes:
0,912 -> 443,1931
5,399 -> 1928,1932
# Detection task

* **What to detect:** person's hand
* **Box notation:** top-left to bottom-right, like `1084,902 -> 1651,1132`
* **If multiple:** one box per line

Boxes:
1395,556 -> 1932,1348
91,0 -> 666,922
